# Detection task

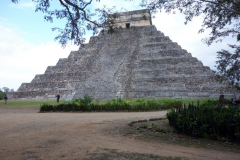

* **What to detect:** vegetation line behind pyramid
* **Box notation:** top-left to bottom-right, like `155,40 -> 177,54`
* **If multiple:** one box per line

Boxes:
9,10 -> 237,100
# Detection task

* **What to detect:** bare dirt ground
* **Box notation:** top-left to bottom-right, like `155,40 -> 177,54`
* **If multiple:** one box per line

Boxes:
1,107 -> 240,160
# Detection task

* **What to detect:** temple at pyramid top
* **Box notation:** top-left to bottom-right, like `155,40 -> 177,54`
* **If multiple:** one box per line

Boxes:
108,9 -> 152,28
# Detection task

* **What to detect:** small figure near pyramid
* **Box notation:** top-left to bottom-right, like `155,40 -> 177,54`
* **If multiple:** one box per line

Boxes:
56,93 -> 60,103
9,9 -> 238,100
4,95 -> 8,104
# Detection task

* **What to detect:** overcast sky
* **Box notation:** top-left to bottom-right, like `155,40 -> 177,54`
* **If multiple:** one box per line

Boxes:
0,0 -> 237,91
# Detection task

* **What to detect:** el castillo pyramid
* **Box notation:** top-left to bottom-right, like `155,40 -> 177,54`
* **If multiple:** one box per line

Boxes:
9,9 -> 236,100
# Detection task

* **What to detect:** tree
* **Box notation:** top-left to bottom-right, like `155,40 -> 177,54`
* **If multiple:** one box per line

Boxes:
141,0 -> 240,45
9,89 -> 14,92
2,87 -> 10,94
12,0 -> 119,47
0,88 -> 14,100
140,0 -> 240,85
0,89 -> 4,100
215,44 -> 240,86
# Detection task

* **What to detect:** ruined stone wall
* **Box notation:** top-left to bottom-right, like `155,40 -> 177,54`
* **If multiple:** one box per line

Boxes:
9,25 -> 237,100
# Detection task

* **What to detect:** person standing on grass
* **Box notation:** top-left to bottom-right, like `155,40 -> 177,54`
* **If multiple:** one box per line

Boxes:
56,93 -> 60,103
219,94 -> 224,106
232,98 -> 236,107
4,95 -> 8,105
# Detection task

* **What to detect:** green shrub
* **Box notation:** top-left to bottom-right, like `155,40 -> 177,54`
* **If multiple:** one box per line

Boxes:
146,99 -> 156,105
40,103 -> 51,111
79,94 -> 94,105
40,100 -> 180,112
71,94 -> 94,105
135,99 -> 145,103
159,99 -> 174,103
0,90 -> 5,100
140,123 -> 148,129
40,96 -> 182,112
95,99 -> 100,104
151,123 -> 167,133
166,101 -> 240,141
71,99 -> 82,105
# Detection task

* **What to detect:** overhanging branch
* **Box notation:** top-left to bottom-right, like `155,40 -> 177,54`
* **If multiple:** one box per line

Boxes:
199,0 -> 240,15
63,0 -> 102,27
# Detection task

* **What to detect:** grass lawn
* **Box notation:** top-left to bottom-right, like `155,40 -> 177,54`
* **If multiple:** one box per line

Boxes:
0,98 -> 216,108
0,99 -> 65,108
96,98 -> 214,105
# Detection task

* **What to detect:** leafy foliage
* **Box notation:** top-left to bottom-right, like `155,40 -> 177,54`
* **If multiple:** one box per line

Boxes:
0,89 -> 5,100
12,0 -> 120,47
135,98 -> 145,103
215,44 -> 240,86
2,87 -> 10,94
141,0 -> 240,45
151,123 -> 167,133
40,97 -> 182,112
141,0 -> 240,86
167,100 -> 240,141
139,123 -> 148,129
71,94 -> 94,105
78,94 -> 94,105
0,87 -> 14,100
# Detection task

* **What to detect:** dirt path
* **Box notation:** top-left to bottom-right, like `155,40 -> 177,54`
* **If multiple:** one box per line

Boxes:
0,108 -> 240,160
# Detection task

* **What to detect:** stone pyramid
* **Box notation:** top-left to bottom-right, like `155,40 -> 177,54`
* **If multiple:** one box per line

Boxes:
10,9 -> 236,100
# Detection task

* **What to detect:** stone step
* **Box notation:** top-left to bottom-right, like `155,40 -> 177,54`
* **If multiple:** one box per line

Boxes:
135,56 -> 199,62
138,49 -> 188,56
31,71 -> 94,83
185,86 -> 220,93
55,58 -> 72,66
129,83 -> 233,94
131,76 -> 218,85
133,63 -> 205,71
55,52 -> 100,68
133,65 -> 211,72
127,90 -> 217,99
130,83 -> 187,92
141,30 -> 164,37
140,36 -> 172,43
140,42 -> 182,50
131,83 -> 230,94
137,54 -> 192,60
45,65 -> 91,74
80,43 -> 105,50
68,49 -> 100,59
133,67 -> 214,76
17,81 -> 77,92
133,58 -> 201,70
78,43 -> 99,50
129,88 -> 187,92
44,56 -> 100,74
129,84 -> 233,94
